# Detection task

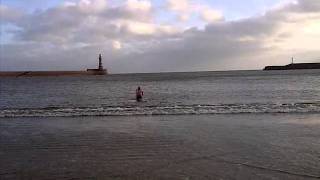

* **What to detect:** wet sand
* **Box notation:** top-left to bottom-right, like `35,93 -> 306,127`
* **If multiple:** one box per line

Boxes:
1,114 -> 320,180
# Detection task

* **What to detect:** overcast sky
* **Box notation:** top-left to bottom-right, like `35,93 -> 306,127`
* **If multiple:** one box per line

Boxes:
1,0 -> 319,73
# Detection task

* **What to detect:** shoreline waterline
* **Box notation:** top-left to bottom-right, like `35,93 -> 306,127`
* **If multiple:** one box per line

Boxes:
1,102 -> 320,118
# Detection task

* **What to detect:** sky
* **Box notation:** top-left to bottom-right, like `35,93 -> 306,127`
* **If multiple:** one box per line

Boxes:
1,0 -> 320,73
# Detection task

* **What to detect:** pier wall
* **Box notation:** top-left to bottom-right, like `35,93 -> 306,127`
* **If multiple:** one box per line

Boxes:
264,63 -> 320,71
0,70 -> 107,77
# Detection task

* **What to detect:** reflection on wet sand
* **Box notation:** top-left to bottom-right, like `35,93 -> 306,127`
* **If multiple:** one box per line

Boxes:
1,114 -> 320,179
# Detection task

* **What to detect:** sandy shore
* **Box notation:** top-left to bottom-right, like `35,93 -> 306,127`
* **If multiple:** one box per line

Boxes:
1,114 -> 320,180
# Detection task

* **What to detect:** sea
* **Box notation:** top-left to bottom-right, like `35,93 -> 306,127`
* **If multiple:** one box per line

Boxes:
1,70 -> 320,179
1,69 -> 320,117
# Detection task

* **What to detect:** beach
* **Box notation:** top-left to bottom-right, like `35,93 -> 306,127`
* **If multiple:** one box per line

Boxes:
1,113 -> 320,180
2,0 -> 320,179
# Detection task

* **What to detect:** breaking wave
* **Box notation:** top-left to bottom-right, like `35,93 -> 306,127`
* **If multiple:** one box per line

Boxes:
0,102 -> 320,118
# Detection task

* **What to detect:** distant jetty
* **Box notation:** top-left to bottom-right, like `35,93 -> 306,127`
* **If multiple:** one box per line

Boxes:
264,63 -> 320,71
0,54 -> 107,77
264,57 -> 320,71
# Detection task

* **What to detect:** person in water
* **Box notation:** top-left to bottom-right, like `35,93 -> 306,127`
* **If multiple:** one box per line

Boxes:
136,86 -> 144,102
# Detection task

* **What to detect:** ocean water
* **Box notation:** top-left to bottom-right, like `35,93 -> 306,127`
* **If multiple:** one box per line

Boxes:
1,70 -> 320,180
0,70 -> 320,117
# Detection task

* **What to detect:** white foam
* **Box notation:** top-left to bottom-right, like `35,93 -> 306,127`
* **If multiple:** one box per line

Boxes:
0,103 -> 320,118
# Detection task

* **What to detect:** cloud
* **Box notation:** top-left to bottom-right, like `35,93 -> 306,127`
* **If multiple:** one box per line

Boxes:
112,40 -> 122,50
125,0 -> 152,12
166,0 -> 191,21
284,0 -> 320,12
167,0 -> 189,12
77,0 -> 107,12
5,0 -> 177,44
111,0 -> 320,72
166,0 -> 224,23
200,8 -> 224,23
0,0 -> 319,73
0,5 -> 24,23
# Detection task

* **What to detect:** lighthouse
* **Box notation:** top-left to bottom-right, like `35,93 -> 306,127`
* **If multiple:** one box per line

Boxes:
86,54 -> 107,75
98,54 -> 103,70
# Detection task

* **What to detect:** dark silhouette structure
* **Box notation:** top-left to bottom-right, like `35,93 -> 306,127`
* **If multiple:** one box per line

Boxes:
264,63 -> 320,70
87,54 -> 107,75
264,57 -> 320,70
0,54 -> 108,77
99,54 -> 103,70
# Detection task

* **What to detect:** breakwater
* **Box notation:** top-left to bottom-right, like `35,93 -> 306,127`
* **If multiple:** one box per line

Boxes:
0,70 -> 107,77
264,63 -> 320,70
0,54 -> 108,77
